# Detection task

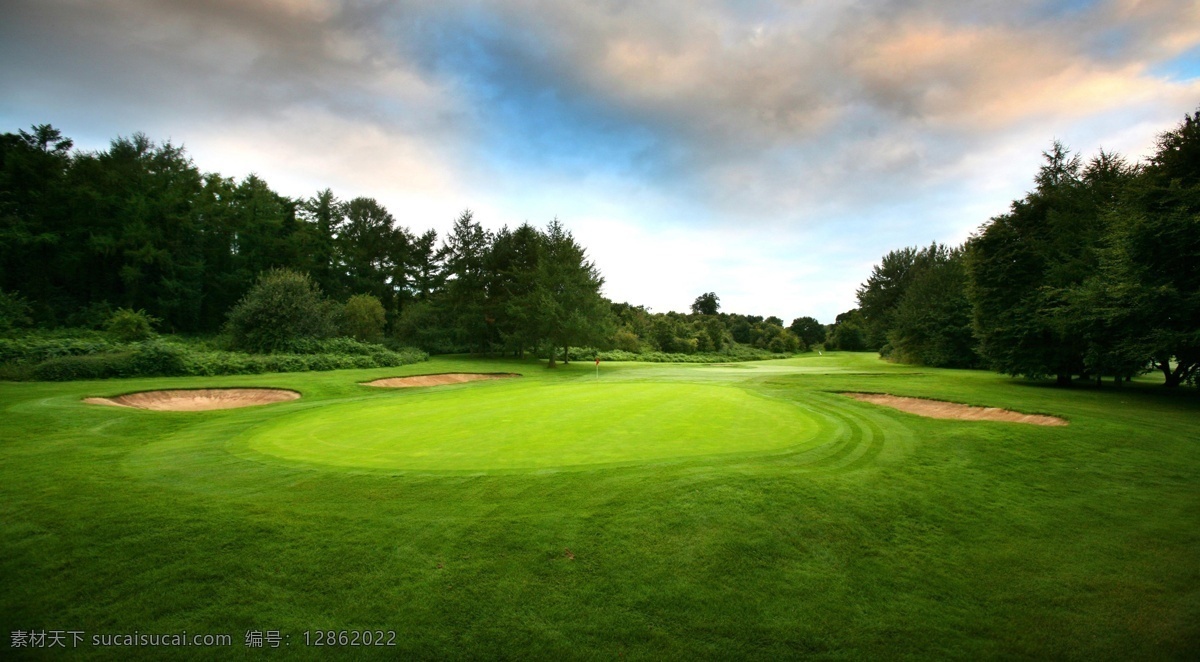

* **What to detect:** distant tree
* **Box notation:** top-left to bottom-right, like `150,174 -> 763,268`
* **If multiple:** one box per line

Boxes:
857,246 -> 929,351
296,189 -> 342,297
70,133 -> 207,331
703,317 -> 726,351
651,315 -> 696,353
753,320 -> 798,353
392,299 -> 452,354
967,141 -> 1105,385
338,197 -> 406,310
536,218 -> 611,366
691,292 -> 720,316
611,302 -> 653,341
342,294 -> 387,343
730,318 -> 752,344
789,316 -> 825,348
408,229 -> 443,300
1097,111 -> 1200,386
827,309 -> 867,351
18,124 -> 73,154
612,328 -> 641,352
439,210 -> 492,353
887,246 -> 978,367
491,223 -> 543,357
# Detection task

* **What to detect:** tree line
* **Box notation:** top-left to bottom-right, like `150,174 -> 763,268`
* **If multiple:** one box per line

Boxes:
0,125 -> 822,363
831,109 -> 1200,387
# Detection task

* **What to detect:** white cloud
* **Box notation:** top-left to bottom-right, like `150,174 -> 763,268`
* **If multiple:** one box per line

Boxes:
3,0 -> 1199,320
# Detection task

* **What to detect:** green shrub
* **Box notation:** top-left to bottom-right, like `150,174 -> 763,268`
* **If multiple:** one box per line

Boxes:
0,335 -> 119,364
224,269 -> 339,353
564,346 -> 785,364
32,352 -> 135,381
285,337 -> 380,355
128,341 -> 187,376
342,294 -> 387,343
105,308 -> 159,342
16,327 -> 428,381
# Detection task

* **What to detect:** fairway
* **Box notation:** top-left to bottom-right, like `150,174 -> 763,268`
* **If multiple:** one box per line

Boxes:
3,353 -> 1198,659
243,382 -> 824,471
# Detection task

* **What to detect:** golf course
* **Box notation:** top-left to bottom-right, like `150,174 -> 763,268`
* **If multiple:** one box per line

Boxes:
3,352 -> 1197,658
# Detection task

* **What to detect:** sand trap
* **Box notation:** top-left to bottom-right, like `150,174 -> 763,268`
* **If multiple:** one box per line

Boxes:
84,388 -> 300,411
844,393 -> 1067,426
363,373 -> 520,388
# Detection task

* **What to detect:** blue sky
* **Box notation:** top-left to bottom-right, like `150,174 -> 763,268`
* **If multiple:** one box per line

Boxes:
2,0 -> 1198,322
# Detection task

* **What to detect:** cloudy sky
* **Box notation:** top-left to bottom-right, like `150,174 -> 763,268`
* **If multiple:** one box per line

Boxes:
2,0 -> 1198,322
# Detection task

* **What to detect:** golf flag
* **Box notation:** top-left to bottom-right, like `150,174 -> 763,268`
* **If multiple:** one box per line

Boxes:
595,357 -> 600,366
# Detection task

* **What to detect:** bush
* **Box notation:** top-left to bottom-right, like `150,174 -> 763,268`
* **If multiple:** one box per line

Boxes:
284,337 -> 382,356
342,294 -> 387,343
225,269 -> 339,353
0,334 -> 118,364
32,352 -> 135,381
105,308 -> 159,342
14,327 -> 428,381
564,345 -> 787,364
128,341 -> 187,376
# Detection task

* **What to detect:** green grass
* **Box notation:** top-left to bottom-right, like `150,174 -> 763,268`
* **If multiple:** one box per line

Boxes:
243,381 -> 825,471
2,353 -> 1198,659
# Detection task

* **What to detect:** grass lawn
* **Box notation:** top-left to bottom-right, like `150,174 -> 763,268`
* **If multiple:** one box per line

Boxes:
2,352 -> 1198,659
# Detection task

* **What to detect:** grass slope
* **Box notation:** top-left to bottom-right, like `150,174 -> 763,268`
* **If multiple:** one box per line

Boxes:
1,353 -> 1198,659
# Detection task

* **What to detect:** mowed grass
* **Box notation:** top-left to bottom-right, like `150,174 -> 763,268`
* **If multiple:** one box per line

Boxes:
1,353 -> 1198,659
244,381 -> 824,471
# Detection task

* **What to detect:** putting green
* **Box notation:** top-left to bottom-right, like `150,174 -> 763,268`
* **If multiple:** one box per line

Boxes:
240,382 -> 824,471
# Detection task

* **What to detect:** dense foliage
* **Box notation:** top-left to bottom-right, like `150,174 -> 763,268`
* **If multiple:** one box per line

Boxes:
0,333 -> 427,381
855,109 -> 1200,386
0,124 -> 819,369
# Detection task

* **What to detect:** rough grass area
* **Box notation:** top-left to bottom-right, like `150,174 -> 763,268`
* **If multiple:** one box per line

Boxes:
1,353 -> 1198,659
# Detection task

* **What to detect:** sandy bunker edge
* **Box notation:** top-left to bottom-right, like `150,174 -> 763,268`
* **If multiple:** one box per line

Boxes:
363,372 -> 521,388
843,392 -> 1067,426
84,388 -> 301,411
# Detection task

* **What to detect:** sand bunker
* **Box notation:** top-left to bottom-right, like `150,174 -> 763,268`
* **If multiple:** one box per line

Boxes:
84,388 -> 300,411
844,393 -> 1067,426
363,373 -> 520,388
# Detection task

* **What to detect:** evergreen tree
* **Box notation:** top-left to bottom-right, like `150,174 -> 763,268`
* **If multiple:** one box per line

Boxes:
536,218 -> 610,366
439,210 -> 492,353
337,197 -> 411,314
296,189 -> 342,298
0,125 -> 76,323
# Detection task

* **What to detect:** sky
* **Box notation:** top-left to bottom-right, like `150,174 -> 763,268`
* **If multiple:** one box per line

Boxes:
2,0 -> 1198,323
